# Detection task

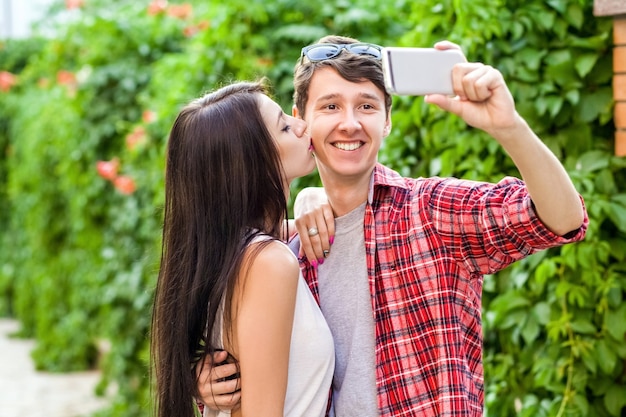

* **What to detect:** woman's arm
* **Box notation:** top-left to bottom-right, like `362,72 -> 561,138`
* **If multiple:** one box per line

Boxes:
231,241 -> 299,416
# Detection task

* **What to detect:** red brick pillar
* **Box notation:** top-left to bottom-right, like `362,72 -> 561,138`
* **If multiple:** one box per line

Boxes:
615,17 -> 626,156
594,1 -> 626,156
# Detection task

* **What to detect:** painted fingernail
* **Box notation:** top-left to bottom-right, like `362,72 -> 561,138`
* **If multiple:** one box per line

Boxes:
311,259 -> 318,269
318,258 -> 324,265
329,236 -> 335,245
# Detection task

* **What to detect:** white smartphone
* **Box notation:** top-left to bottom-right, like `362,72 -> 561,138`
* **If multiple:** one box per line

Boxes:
382,47 -> 467,96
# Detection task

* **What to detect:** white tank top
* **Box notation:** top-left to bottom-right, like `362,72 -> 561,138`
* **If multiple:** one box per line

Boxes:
206,240 -> 334,417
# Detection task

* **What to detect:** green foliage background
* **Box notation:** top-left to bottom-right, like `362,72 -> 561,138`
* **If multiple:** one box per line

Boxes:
0,0 -> 624,416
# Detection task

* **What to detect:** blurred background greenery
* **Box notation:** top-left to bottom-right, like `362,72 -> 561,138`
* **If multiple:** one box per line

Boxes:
0,0 -> 624,415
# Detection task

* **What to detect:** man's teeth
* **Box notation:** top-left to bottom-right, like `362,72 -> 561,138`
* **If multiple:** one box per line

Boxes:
333,142 -> 362,151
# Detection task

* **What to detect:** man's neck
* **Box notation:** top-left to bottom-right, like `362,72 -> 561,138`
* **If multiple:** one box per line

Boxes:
321,172 -> 372,217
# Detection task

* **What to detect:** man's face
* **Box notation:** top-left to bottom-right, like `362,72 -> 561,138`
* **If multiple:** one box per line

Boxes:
299,67 -> 390,183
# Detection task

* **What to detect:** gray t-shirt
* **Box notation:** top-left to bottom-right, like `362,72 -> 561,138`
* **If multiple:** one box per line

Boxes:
317,202 -> 378,416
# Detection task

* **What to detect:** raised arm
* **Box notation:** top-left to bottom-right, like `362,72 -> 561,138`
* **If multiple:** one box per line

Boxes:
426,42 -> 585,235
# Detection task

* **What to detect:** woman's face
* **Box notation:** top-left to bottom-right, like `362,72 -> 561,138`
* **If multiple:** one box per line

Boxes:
258,94 -> 315,184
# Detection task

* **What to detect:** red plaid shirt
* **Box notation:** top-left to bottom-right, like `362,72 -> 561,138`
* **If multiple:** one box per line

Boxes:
301,163 -> 588,417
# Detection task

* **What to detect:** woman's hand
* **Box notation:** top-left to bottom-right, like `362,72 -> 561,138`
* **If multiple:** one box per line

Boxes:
293,187 -> 335,266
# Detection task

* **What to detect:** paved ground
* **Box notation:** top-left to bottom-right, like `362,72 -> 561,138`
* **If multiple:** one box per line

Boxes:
0,318 -> 110,417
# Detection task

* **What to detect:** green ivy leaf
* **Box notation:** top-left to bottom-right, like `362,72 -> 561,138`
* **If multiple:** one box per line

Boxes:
521,313 -> 540,344
576,150 -> 610,173
605,304 -> 626,341
581,348 -> 598,374
565,3 -> 584,29
575,53 -> 598,78
565,89 -> 580,105
570,319 -> 596,335
500,309 -> 531,331
577,88 -> 613,123
596,339 -> 618,374
572,393 -> 590,416
604,384 -> 626,416
534,258 -> 557,285
608,201 -> 626,233
533,302 -> 551,325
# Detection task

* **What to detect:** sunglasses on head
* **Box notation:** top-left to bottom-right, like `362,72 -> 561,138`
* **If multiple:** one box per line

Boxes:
300,43 -> 383,62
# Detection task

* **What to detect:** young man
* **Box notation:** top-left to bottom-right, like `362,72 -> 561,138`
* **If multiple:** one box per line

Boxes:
198,36 -> 588,416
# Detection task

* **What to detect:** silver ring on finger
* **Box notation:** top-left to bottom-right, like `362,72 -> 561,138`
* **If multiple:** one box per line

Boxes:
307,227 -> 319,237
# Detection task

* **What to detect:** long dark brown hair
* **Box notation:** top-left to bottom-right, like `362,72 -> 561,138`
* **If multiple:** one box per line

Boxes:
151,81 -> 288,417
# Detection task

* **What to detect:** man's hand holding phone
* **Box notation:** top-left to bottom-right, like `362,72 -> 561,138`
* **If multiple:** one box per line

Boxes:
425,40 -> 518,135
382,42 -> 466,96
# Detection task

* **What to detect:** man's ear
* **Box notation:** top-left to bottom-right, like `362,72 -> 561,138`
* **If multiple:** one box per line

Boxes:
383,109 -> 392,137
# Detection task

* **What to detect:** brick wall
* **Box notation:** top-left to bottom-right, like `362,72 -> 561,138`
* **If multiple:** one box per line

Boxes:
615,17 -> 626,156
594,0 -> 626,156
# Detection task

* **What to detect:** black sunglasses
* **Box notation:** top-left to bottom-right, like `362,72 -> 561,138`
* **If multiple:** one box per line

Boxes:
300,43 -> 383,62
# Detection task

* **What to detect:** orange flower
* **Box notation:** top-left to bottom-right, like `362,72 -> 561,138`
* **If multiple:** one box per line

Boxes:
114,175 -> 136,195
166,3 -> 192,19
0,71 -> 17,92
197,20 -> 210,30
66,0 -> 84,9
147,0 -> 168,15
96,158 -> 120,181
142,110 -> 156,123
125,126 -> 147,151
183,25 -> 198,37
183,20 -> 209,37
57,70 -> 76,86
256,57 -> 274,67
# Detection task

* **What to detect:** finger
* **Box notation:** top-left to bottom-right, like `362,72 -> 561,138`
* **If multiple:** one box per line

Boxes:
322,204 -> 335,245
198,376 -> 241,399
460,65 -> 495,102
204,390 -> 242,409
451,62 -> 478,100
311,208 -> 331,262
213,362 -> 240,383
196,354 -> 239,386
211,350 -> 228,365
452,63 -> 501,102
295,213 -> 317,261
433,40 -> 462,52
424,94 -> 462,115
195,350 -> 226,379
302,207 -> 335,263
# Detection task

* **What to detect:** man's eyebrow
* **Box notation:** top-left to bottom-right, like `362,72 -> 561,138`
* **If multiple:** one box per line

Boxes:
315,92 -> 382,102
359,92 -> 383,102
315,93 -> 339,102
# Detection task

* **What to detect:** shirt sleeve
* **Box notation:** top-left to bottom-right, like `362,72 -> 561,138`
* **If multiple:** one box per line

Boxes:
424,176 -> 588,275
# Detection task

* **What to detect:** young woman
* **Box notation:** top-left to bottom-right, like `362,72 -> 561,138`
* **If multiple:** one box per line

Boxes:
151,81 -> 334,417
